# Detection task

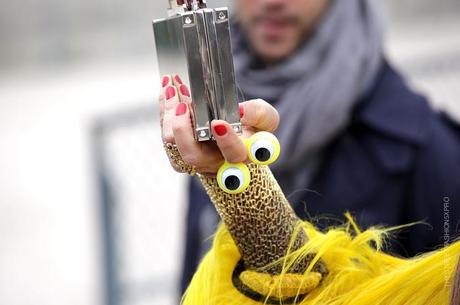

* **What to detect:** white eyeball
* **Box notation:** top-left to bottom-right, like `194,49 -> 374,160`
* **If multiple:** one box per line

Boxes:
247,132 -> 280,165
250,139 -> 274,163
217,162 -> 250,194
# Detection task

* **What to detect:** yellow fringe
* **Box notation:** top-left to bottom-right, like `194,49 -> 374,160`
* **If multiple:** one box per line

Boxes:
182,219 -> 460,305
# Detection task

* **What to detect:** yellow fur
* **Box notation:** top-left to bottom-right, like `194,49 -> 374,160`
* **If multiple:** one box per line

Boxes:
182,220 -> 460,305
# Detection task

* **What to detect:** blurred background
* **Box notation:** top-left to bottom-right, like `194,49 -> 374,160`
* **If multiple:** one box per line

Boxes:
0,1 -> 459,305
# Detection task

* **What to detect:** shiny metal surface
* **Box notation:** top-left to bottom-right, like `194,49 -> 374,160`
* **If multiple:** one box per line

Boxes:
153,7 -> 241,141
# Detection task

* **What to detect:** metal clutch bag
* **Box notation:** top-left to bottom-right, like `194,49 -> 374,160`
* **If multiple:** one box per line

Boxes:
152,0 -> 242,142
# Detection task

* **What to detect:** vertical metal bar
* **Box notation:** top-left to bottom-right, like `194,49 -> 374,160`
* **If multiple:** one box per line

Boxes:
202,9 -> 223,120
213,8 -> 241,134
183,12 -> 213,141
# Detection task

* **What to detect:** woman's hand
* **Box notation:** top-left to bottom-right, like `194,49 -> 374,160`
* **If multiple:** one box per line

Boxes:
159,74 -> 280,175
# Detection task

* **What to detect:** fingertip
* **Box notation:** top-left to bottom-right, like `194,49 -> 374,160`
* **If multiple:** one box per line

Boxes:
211,120 -> 247,163
175,102 -> 188,116
213,124 -> 228,137
173,74 -> 184,87
179,84 -> 191,98
211,120 -> 230,137
172,105 -> 191,138
163,86 -> 177,102
161,75 -> 171,88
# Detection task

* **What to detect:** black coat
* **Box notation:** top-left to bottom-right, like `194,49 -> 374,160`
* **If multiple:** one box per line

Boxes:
180,61 -> 460,293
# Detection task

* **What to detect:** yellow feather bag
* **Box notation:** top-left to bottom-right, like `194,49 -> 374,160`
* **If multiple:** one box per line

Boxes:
183,221 -> 460,305
164,138 -> 460,305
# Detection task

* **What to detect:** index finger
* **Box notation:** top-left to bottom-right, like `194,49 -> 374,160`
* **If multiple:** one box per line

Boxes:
211,120 -> 247,164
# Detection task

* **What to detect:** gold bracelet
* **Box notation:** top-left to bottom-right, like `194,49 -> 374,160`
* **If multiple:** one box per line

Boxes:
163,142 -> 196,176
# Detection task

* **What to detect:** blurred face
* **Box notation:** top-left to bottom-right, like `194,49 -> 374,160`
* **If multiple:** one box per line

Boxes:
235,0 -> 329,64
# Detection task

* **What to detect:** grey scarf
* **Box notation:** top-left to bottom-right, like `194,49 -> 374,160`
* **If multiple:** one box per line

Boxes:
231,0 -> 384,196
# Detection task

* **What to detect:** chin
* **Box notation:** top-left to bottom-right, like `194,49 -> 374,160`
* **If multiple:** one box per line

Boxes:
247,29 -> 299,63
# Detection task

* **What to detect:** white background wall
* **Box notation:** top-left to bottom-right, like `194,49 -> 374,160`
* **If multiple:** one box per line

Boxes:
0,1 -> 459,305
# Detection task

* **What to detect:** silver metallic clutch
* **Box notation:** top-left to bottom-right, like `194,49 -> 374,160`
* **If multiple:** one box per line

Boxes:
153,0 -> 242,141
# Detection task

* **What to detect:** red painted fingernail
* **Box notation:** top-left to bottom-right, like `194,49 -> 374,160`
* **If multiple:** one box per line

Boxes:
162,76 -> 169,87
239,104 -> 244,118
165,86 -> 176,100
180,84 -> 190,97
213,124 -> 227,136
176,102 -> 187,116
175,75 -> 183,85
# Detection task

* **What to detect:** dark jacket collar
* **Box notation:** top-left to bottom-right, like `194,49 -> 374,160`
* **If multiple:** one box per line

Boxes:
355,60 -> 432,146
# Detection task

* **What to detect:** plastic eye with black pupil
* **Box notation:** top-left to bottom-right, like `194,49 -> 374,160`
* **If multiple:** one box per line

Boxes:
217,162 -> 251,194
246,131 -> 281,165
216,132 -> 280,194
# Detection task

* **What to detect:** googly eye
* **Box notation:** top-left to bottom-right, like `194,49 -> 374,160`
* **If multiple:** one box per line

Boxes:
246,132 -> 280,165
217,162 -> 250,194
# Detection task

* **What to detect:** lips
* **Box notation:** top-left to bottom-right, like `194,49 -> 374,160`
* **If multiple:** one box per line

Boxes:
258,17 -> 292,38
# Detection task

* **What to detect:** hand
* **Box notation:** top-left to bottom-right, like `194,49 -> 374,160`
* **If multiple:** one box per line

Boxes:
159,74 -> 280,175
